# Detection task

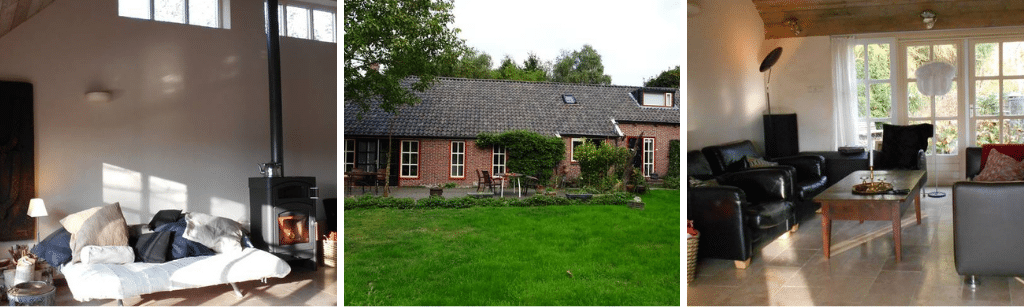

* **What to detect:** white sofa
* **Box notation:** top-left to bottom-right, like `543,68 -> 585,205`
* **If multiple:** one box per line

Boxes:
62,247 -> 290,305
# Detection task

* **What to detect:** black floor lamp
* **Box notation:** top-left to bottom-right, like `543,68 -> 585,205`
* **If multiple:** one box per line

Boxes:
760,47 -> 799,158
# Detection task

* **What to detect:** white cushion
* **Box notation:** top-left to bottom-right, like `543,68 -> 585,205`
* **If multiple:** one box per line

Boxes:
80,246 -> 135,265
182,212 -> 244,253
60,203 -> 130,264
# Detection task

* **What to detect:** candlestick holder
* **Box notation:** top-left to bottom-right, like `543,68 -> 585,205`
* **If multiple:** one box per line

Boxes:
853,167 -> 894,195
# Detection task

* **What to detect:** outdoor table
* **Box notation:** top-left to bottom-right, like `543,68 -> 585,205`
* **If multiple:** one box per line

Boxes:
497,173 -> 524,198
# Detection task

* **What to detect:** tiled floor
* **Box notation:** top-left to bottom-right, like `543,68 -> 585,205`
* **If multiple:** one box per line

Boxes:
687,187 -> 1024,306
48,265 -> 336,306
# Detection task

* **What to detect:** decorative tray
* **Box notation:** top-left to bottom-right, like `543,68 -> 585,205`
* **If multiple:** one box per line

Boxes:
852,181 -> 894,195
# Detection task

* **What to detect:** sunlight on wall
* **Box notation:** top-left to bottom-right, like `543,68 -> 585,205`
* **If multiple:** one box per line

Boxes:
211,196 -> 247,225
150,175 -> 188,214
103,163 -> 143,223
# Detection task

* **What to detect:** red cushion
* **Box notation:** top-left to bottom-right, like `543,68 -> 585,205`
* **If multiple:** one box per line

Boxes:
981,144 -> 1024,169
975,149 -> 1024,181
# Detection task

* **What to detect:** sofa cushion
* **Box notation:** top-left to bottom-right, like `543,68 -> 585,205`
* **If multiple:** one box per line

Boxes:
975,149 -> 1024,181
686,150 -> 715,180
132,231 -> 173,263
154,219 -> 217,260
61,202 -> 130,264
183,212 -> 245,254
980,144 -> 1024,170
80,246 -> 135,265
746,156 -> 779,168
148,209 -> 183,231
30,227 -> 73,267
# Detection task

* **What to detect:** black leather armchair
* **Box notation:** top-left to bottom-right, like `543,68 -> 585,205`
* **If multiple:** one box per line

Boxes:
952,181 -> 1024,288
688,150 -> 796,268
701,140 -> 827,219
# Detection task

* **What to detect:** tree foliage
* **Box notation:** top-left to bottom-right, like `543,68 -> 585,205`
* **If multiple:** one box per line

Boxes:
551,45 -> 612,85
344,0 -> 465,115
475,130 -> 565,184
643,66 -> 680,88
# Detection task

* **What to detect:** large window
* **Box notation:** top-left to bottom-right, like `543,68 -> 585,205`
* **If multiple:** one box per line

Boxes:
492,146 -> 506,175
119,0 -> 226,28
400,140 -> 419,178
972,39 -> 1024,145
450,141 -> 465,178
266,1 -> 336,43
852,40 -> 897,148
345,139 -> 355,172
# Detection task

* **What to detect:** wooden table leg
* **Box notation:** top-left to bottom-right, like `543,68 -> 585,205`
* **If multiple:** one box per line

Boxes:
915,192 -> 922,225
822,203 -> 831,259
892,203 -> 902,262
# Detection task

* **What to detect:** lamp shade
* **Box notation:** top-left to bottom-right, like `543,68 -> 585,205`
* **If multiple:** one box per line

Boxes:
27,198 -> 47,217
915,62 -> 956,96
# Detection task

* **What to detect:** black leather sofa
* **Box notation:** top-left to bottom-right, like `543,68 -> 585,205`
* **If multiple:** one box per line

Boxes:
688,149 -> 797,268
701,140 -> 828,220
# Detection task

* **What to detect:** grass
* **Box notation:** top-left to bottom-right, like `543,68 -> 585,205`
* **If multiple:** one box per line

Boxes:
343,189 -> 680,306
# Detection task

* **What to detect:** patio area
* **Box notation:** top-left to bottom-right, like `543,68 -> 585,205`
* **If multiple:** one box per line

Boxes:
344,186 -> 558,200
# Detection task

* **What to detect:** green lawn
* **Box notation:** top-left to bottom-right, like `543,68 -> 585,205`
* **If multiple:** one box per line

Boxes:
343,189 -> 680,306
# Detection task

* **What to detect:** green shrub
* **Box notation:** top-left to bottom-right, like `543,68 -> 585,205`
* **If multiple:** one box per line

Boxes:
476,130 -> 565,184
574,142 -> 631,191
591,192 -> 634,206
343,193 -> 636,210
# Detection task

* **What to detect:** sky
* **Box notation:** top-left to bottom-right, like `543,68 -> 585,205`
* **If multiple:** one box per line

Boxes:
450,0 -> 681,87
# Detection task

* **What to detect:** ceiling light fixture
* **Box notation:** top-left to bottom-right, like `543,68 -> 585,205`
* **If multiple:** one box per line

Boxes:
783,18 -> 801,35
921,10 -> 937,29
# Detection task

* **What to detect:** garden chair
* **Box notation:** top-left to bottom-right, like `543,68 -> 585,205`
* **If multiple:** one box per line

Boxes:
477,170 -> 500,192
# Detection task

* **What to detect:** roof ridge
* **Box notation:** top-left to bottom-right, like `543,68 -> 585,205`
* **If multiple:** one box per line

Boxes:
433,77 -> 651,89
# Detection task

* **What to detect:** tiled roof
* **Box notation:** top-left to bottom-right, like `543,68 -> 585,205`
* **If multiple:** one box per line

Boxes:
344,77 -> 680,139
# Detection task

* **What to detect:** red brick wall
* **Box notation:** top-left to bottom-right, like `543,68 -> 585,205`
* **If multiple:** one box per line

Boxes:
395,123 -> 679,187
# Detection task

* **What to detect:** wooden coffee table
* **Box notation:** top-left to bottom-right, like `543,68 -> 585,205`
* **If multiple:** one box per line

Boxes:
813,170 -> 926,261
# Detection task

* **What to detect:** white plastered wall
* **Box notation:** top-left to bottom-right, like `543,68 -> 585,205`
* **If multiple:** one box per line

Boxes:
0,0 -> 337,250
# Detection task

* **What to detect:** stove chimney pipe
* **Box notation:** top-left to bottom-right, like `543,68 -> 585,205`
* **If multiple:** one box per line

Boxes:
264,0 -> 284,177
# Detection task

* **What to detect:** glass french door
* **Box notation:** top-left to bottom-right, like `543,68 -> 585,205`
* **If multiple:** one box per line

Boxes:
903,41 -> 962,156
969,39 -> 1024,145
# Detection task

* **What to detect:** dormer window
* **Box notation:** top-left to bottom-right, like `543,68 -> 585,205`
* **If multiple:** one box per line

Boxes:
642,92 -> 673,107
562,94 -> 577,104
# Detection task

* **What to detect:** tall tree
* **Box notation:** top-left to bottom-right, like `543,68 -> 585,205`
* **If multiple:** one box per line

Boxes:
643,66 -> 680,88
442,48 -> 494,79
344,0 -> 465,115
551,45 -> 612,85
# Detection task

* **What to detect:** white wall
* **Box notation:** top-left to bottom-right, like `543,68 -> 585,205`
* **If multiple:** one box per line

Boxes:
0,0 -> 336,248
686,0 -> 766,151
762,37 -> 835,151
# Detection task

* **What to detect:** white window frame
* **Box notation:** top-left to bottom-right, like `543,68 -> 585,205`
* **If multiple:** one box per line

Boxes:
267,1 -> 337,43
119,0 -> 229,29
968,37 -> 1024,145
450,141 -> 465,179
400,140 -> 419,178
901,40 -> 963,155
641,92 -> 672,107
852,38 -> 898,149
643,138 -> 655,177
570,138 -> 585,162
345,139 -> 355,172
492,146 -> 506,175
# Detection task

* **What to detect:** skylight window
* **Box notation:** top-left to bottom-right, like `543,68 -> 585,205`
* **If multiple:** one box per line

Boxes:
562,95 -> 577,104
119,0 -> 227,29
265,1 -> 337,43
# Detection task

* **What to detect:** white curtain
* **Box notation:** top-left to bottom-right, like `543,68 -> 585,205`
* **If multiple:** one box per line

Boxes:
831,36 -> 860,149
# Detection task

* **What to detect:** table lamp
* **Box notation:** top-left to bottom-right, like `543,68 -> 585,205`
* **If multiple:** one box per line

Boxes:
27,198 -> 47,242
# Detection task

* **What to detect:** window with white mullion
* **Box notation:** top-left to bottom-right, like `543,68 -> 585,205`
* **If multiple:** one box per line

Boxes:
400,140 -> 419,178
904,42 -> 960,155
450,141 -> 465,178
970,39 -> 1024,145
853,40 -> 896,149
345,139 -> 355,172
120,0 -> 222,28
492,146 -> 506,175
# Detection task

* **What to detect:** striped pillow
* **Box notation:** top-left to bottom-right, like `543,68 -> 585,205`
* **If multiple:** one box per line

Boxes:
745,156 -> 779,168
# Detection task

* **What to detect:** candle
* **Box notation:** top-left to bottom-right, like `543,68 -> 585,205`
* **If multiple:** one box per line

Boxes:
869,148 -> 874,168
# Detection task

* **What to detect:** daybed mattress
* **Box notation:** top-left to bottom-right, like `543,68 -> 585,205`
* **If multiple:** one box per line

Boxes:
62,248 -> 291,301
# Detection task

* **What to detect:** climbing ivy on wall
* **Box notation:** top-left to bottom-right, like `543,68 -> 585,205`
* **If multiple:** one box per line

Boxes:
476,130 -> 565,184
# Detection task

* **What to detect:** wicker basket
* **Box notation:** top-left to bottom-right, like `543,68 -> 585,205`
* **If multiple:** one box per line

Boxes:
323,240 -> 337,268
687,232 -> 699,283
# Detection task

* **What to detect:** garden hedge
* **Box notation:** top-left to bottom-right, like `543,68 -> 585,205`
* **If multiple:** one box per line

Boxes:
343,192 -> 635,210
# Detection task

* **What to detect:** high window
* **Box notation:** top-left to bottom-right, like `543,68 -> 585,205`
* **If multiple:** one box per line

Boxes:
641,92 -> 674,107
119,0 -> 227,28
492,146 -> 506,175
400,140 -> 419,178
266,1 -> 336,43
852,39 -> 897,148
450,141 -> 465,178
643,138 -> 655,177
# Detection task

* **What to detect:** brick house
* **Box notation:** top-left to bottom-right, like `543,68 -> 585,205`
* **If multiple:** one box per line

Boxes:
344,77 -> 680,188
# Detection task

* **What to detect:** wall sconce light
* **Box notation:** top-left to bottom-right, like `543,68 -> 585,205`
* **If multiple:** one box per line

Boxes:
85,91 -> 112,102
921,10 -> 937,29
783,18 -> 802,35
